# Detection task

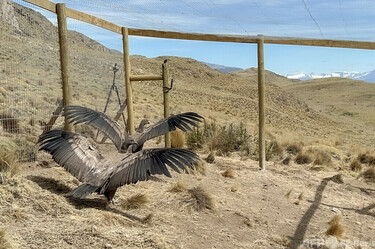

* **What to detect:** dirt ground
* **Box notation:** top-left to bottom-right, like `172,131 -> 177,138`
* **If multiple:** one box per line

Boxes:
1,144 -> 374,249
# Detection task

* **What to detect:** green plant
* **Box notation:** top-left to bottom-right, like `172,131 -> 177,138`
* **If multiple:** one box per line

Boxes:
186,120 -> 252,156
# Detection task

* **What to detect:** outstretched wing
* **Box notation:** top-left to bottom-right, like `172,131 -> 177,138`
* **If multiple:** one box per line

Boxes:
63,105 -> 125,151
38,130 -> 104,183
134,112 -> 203,151
102,148 -> 199,192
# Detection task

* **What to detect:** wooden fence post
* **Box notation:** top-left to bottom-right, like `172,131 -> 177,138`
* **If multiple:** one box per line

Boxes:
162,61 -> 171,148
257,34 -> 266,171
56,3 -> 73,132
122,27 -> 135,135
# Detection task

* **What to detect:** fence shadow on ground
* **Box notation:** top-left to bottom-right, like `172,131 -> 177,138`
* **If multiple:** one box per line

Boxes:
288,176 -> 332,249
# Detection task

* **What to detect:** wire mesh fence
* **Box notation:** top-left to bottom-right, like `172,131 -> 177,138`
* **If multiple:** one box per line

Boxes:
0,0 -> 62,162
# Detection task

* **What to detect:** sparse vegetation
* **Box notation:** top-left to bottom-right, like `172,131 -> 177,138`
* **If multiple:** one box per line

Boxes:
0,228 -> 14,249
284,189 -> 292,199
313,150 -> 332,166
0,152 -> 19,177
187,120 -> 252,156
326,215 -> 345,238
221,168 -> 236,178
282,156 -> 291,165
191,159 -> 206,175
357,153 -> 375,166
342,111 -> 357,117
285,143 -> 302,155
121,193 -> 148,210
230,185 -> 239,192
294,192 -> 304,205
295,153 -> 313,165
186,186 -> 215,211
205,151 -> 215,163
169,180 -> 187,193
1,3 -> 375,247
332,174 -> 344,184
360,168 -> 375,183
0,112 -> 19,133
350,159 -> 362,172
170,129 -> 185,148
265,140 -> 283,161
142,213 -> 153,225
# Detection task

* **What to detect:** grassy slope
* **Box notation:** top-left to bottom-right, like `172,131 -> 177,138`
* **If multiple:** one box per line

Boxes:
282,77 -> 375,147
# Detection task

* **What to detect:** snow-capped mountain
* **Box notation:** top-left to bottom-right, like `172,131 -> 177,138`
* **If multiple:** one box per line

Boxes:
285,70 -> 375,83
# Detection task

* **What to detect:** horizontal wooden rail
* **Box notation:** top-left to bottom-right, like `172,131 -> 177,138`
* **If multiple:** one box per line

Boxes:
130,75 -> 163,81
22,0 -> 375,50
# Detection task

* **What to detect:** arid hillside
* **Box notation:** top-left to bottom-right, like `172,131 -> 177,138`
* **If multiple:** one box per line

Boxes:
1,1 -> 374,249
281,77 -> 375,147
0,1 -> 338,142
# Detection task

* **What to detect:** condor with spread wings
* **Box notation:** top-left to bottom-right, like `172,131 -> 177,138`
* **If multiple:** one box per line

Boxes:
38,130 -> 199,208
63,105 -> 203,153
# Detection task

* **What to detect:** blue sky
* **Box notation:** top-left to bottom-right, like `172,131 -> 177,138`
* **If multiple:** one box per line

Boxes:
18,0 -> 375,75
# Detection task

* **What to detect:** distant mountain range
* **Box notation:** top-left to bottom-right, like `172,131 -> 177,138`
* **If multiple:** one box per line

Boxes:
206,62 -> 375,83
205,63 -> 242,73
285,70 -> 375,83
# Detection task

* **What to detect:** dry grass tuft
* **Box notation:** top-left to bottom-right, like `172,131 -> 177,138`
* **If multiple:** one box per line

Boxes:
282,156 -> 291,165
171,130 -> 186,148
205,151 -> 215,163
187,121 -> 252,156
221,168 -> 236,178
168,180 -> 187,193
295,153 -> 313,165
360,168 -> 375,183
350,159 -> 362,172
0,112 -> 19,133
0,228 -> 14,249
284,189 -> 292,199
121,193 -> 148,210
285,143 -> 302,155
96,212 -> 130,226
313,150 -> 332,165
230,185 -> 239,192
357,153 -> 375,166
186,186 -> 215,211
191,159 -> 206,175
0,152 -> 20,177
271,235 -> 291,247
142,213 -> 153,225
332,174 -> 344,184
265,140 -> 283,161
3,208 -> 28,220
294,192 -> 304,205
326,215 -> 345,238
